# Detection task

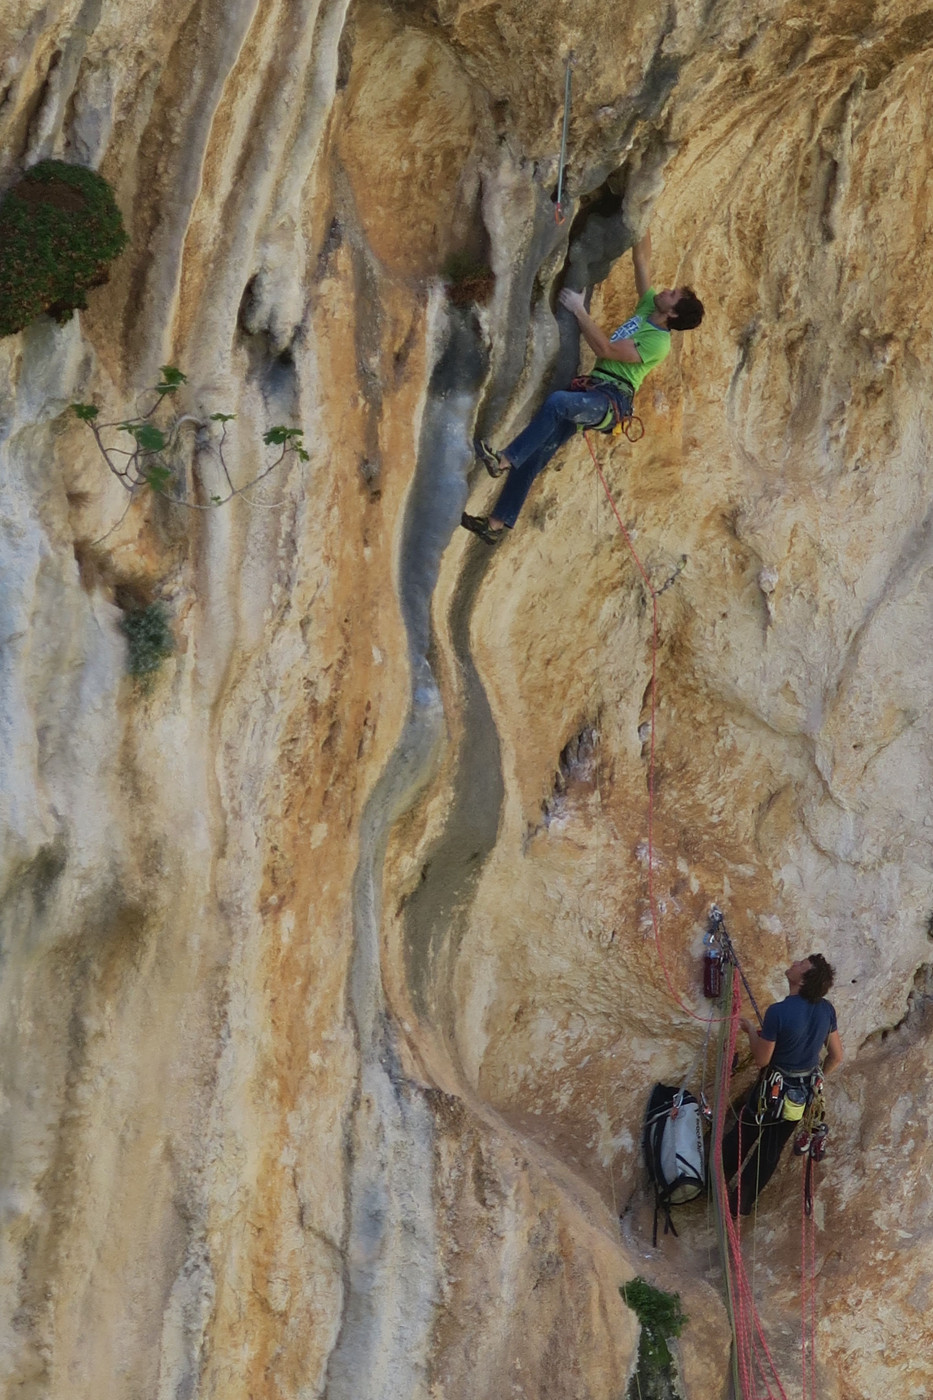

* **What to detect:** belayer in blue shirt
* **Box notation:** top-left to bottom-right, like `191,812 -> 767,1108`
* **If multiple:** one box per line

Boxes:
722,953 -> 845,1216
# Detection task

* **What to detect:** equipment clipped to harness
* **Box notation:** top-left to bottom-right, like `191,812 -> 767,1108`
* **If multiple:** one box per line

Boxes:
794,1074 -> 828,1156
782,1083 -> 808,1122
570,374 -> 645,441
798,1107 -> 828,1217
757,1065 -> 823,1126
756,1068 -> 785,1123
643,1083 -> 706,1247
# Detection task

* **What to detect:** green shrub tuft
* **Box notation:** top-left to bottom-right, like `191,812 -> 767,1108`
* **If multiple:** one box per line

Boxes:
442,250 -> 495,308
0,160 -> 128,337
119,602 -> 174,682
620,1278 -> 686,1400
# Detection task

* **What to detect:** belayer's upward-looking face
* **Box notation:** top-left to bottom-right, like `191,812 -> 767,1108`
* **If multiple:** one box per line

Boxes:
786,957 -> 814,988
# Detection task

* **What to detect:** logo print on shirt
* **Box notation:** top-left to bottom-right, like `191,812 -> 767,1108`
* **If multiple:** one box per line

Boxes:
610,315 -> 641,342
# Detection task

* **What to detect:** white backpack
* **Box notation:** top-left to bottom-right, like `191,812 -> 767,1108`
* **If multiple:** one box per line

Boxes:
643,1083 -> 706,1246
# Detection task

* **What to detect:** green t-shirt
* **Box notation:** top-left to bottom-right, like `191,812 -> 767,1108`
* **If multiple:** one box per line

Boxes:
592,288 -> 671,395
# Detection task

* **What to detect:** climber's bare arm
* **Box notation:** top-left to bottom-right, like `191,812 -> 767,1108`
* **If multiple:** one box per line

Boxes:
557,289 -> 641,363
632,232 -> 652,298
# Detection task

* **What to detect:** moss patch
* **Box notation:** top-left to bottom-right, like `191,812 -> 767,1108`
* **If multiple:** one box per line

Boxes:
0,160 -> 128,337
442,250 -> 495,308
620,1278 -> 686,1400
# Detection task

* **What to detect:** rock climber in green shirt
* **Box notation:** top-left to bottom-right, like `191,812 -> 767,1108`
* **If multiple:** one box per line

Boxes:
461,232 -> 704,544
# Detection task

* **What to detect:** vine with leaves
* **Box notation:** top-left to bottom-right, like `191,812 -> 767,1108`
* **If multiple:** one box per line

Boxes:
73,366 -> 309,509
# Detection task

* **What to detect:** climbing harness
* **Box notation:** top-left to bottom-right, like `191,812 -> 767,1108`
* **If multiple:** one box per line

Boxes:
756,1067 -> 821,1127
554,53 -> 574,224
571,374 -> 644,440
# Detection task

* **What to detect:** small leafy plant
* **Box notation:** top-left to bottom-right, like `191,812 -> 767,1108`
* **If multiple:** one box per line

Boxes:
620,1278 -> 686,1400
73,367 -> 309,509
0,160 -> 128,337
119,601 -> 174,683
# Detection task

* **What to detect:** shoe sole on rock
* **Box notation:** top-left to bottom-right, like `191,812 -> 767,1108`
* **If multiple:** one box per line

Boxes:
461,513 -> 505,545
474,440 -> 505,478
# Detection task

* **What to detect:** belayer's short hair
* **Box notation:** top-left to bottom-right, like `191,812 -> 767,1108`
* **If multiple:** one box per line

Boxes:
668,287 -> 704,332
800,953 -> 835,1003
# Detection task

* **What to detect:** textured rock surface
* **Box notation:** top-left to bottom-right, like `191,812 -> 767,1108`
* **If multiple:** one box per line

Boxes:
2,2 -> 933,1398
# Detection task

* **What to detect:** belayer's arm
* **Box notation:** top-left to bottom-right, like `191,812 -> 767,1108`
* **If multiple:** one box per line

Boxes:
823,1030 -> 844,1075
739,1016 -> 776,1069
557,288 -> 642,363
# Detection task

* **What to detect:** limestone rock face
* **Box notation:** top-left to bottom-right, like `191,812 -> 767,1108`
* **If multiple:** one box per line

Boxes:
1,2 -> 932,1398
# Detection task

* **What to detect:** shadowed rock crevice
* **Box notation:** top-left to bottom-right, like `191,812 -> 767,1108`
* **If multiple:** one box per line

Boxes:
402,540 -> 504,1032
395,304 -> 503,1037
402,151 -> 663,1034
330,304 -> 489,1400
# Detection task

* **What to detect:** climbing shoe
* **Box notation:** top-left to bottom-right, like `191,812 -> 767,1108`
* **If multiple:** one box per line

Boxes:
474,439 -> 506,478
461,513 -> 505,545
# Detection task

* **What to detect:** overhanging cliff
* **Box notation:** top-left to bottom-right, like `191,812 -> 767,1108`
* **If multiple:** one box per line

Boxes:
1,2 -> 932,1397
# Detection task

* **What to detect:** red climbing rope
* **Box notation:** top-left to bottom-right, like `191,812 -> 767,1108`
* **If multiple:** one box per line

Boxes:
585,431 -> 806,1400
584,431 -> 818,1398
801,1165 -> 818,1399
710,976 -> 790,1400
583,430 -> 727,1027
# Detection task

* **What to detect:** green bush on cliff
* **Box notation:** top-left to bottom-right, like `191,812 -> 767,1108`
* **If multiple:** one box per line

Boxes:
0,160 -> 128,337
119,602 -> 174,683
442,250 -> 495,307
73,367 -> 309,508
621,1278 -> 686,1400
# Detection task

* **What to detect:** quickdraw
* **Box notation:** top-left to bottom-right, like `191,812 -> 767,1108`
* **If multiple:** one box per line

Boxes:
795,1075 -> 828,1217
554,54 -> 573,224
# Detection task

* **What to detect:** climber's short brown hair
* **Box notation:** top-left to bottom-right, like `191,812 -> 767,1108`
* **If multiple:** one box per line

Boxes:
800,953 -> 835,1003
668,287 -> 704,332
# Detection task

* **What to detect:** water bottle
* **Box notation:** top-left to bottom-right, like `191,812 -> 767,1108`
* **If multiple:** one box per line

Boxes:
703,942 -> 722,998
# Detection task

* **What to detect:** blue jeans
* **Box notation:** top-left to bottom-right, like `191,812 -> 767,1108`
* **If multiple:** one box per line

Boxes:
492,387 -> 629,528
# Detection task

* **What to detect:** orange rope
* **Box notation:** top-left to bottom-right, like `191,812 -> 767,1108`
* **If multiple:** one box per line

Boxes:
710,982 -> 789,1400
585,430 -> 802,1398
582,430 -> 727,1026
801,1165 -> 818,1398
584,431 -> 816,1398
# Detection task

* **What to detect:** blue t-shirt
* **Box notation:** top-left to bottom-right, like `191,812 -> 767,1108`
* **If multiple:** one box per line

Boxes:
760,995 -> 837,1075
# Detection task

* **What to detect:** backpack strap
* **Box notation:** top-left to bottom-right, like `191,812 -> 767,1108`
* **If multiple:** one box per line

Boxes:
651,1193 -> 679,1249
